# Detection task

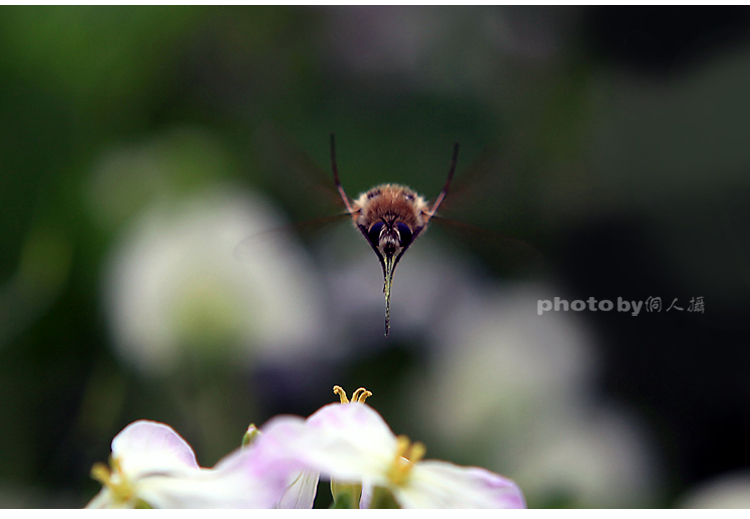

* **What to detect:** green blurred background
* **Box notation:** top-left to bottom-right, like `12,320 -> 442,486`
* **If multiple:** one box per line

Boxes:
2,6 -> 750,508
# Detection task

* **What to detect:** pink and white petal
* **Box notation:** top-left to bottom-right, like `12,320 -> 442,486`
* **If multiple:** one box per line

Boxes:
277,470 -> 320,509
137,446 -> 294,508
306,403 -> 395,452
246,413 -> 311,473
253,414 -> 308,455
395,461 -> 526,509
292,403 -> 397,484
112,420 -> 199,478
84,488 -> 116,509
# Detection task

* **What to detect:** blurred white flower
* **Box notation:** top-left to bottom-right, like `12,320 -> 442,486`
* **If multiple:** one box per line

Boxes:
103,187 -> 325,375
260,389 -> 526,509
424,283 -> 596,444
418,283 -> 659,507
678,471 -> 750,509
86,420 -> 294,508
511,403 -> 658,508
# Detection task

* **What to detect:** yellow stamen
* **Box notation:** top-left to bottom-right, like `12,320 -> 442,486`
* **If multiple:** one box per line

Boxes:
333,385 -> 373,404
90,457 -> 134,504
386,435 -> 426,486
333,385 -> 349,403
352,387 -> 372,403
90,462 -> 113,489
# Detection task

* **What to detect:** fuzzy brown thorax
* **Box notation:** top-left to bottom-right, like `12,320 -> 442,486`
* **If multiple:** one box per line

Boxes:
351,183 -> 429,230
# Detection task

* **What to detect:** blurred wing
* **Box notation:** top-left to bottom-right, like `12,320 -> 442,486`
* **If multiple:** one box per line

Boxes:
429,215 -> 545,276
424,131 -> 543,276
436,131 -> 534,224
233,213 -> 349,264
254,123 -> 345,221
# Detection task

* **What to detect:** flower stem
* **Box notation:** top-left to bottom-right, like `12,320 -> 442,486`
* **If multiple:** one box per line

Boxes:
369,487 -> 399,509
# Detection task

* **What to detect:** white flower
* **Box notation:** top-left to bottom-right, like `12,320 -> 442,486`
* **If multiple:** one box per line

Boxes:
259,391 -> 526,509
85,420 -> 293,508
103,187 -> 325,375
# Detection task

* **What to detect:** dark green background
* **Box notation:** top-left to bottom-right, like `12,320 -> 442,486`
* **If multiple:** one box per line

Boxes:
1,6 -> 750,508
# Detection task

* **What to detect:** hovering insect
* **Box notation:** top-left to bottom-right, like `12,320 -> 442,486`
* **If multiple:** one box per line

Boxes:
329,134 -> 459,337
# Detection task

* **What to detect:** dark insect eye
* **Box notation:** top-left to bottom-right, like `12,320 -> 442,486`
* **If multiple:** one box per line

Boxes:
368,222 -> 384,246
396,222 -> 412,248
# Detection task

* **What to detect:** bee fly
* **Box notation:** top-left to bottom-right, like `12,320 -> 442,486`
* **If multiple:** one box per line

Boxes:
330,135 -> 459,337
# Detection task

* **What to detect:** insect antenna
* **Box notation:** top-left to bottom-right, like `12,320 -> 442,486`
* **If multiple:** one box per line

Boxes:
330,134 -> 354,215
426,141 -> 460,220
